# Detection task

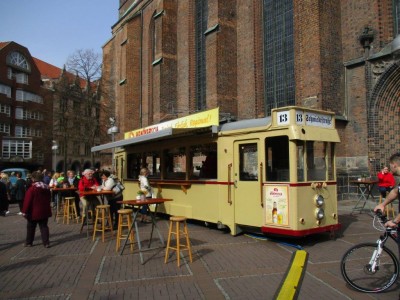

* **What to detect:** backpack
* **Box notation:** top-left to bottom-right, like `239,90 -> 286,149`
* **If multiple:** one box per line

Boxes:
112,180 -> 125,196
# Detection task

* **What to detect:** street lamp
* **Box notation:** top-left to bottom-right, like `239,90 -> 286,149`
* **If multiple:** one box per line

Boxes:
52,140 -> 58,172
107,117 -> 119,173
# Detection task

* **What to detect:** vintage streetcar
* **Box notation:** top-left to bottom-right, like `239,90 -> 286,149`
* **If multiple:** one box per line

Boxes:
92,106 -> 341,237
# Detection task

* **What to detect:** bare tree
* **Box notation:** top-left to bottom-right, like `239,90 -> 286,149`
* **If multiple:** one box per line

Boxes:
53,70 -> 83,172
53,49 -> 113,171
65,49 -> 102,168
66,49 -> 102,82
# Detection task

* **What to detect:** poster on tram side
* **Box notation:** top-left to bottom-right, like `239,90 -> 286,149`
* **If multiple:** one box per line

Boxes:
264,184 -> 289,226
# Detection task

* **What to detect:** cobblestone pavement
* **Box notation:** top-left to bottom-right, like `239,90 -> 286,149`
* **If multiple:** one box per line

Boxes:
0,201 -> 399,300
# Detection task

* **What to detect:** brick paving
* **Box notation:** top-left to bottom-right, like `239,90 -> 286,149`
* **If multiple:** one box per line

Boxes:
0,201 -> 399,300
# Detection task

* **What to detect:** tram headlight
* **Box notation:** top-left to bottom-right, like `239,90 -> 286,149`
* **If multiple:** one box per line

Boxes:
315,208 -> 325,220
314,194 -> 324,207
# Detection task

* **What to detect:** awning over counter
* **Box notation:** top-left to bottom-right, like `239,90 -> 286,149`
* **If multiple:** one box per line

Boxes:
91,126 -> 219,152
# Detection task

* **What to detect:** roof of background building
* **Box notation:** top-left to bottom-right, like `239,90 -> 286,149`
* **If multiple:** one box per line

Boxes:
0,41 -> 10,50
1,40 -> 88,88
33,57 -> 89,89
33,57 -> 62,80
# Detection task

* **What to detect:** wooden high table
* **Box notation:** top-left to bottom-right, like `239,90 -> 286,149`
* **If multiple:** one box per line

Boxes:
117,198 -> 172,264
79,189 -> 114,237
350,179 -> 378,214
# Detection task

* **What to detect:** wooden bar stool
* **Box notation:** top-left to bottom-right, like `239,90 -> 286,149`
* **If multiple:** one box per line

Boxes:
116,209 -> 135,252
81,209 -> 94,224
55,195 -> 64,222
379,195 -> 396,219
93,205 -> 114,242
63,197 -> 78,224
165,216 -> 193,267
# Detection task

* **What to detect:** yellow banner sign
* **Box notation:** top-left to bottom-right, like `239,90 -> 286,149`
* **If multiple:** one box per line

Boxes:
125,107 -> 220,139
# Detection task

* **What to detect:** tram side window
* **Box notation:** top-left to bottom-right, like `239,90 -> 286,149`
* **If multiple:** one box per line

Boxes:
307,141 -> 327,181
265,136 -> 289,181
145,152 -> 161,178
328,143 -> 335,180
239,143 -> 258,181
127,153 -> 142,179
297,141 -> 305,182
164,147 -> 187,179
190,143 -> 217,179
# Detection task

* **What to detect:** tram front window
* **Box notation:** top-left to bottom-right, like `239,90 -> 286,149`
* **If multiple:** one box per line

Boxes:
307,141 -> 329,181
265,136 -> 289,182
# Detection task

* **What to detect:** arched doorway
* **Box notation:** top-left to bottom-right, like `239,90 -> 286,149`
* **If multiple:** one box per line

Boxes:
70,160 -> 81,174
83,161 -> 92,170
56,160 -> 64,173
369,61 -> 400,173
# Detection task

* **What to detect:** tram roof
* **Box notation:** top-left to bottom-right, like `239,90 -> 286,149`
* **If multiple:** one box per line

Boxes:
92,117 -> 275,152
91,126 -> 219,152
92,113 -> 341,152
219,117 -> 271,132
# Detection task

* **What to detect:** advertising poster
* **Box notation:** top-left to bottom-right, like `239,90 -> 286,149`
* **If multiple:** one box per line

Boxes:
264,185 -> 289,226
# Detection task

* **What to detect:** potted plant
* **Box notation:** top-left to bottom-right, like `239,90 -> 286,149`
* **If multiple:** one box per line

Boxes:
137,190 -> 146,200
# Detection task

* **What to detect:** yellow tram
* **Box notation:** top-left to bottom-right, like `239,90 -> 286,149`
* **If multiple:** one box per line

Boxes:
92,106 -> 341,237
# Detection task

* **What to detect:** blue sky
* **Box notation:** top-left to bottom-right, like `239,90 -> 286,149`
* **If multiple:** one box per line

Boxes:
0,1 -> 117,68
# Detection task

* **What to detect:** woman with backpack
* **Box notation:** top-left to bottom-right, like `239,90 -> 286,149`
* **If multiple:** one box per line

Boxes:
100,170 -> 122,230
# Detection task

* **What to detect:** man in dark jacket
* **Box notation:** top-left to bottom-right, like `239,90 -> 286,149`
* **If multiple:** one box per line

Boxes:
0,180 -> 7,217
22,171 -> 52,248
15,172 -> 26,215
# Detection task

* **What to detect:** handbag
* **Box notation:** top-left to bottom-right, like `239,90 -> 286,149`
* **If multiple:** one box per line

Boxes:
112,181 -> 125,195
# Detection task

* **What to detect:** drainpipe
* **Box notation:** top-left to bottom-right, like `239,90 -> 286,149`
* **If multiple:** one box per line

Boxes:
139,10 -> 143,128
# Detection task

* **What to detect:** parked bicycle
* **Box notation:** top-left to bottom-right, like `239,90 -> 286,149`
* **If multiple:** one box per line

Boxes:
341,209 -> 399,293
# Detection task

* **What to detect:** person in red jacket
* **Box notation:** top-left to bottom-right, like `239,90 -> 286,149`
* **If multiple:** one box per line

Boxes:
377,166 -> 396,199
22,171 -> 52,248
78,169 -> 100,219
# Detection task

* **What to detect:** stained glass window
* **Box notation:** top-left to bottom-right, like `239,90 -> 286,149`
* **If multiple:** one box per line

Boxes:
263,0 -> 295,115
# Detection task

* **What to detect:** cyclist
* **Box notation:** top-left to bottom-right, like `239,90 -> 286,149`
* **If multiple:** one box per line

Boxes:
374,153 -> 400,255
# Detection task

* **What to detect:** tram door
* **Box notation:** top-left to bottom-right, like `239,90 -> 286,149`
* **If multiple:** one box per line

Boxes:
233,140 -> 263,227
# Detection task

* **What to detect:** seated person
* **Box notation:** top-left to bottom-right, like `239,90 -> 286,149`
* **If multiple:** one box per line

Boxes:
100,170 -> 122,230
62,170 -> 81,218
377,166 -> 395,199
78,169 -> 100,219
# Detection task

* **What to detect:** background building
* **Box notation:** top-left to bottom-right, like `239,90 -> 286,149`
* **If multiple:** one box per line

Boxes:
0,41 -> 52,170
0,41 -> 102,173
101,0 -> 400,199
36,58 -> 103,173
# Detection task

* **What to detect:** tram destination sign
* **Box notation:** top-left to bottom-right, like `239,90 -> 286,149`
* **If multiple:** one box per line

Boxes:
276,109 -> 334,129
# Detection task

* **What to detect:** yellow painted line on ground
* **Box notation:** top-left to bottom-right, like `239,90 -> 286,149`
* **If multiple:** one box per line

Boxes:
274,250 -> 309,300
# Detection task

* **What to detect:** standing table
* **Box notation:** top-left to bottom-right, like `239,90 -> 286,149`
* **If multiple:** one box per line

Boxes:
117,198 -> 172,264
350,180 -> 378,214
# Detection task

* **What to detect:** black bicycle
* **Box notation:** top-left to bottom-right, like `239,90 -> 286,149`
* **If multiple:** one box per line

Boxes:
341,210 -> 399,293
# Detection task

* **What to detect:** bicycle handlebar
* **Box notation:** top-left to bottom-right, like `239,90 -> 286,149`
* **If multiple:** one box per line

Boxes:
375,209 -> 390,226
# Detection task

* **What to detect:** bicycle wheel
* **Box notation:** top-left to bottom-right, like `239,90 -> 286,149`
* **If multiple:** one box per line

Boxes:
341,242 -> 399,293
